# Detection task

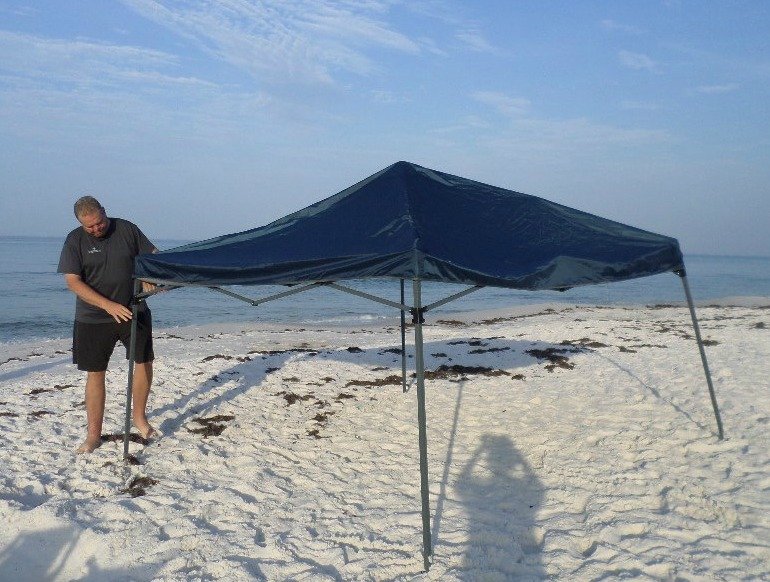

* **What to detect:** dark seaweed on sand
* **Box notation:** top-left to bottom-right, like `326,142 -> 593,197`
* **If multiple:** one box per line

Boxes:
121,475 -> 158,497
187,414 -> 236,437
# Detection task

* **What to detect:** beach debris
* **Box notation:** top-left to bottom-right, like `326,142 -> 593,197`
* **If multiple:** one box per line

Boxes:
200,354 -> 251,362
560,338 -> 609,349
619,346 -> 637,353
525,348 -> 576,371
753,322 -> 766,329
124,454 -> 141,466
436,319 -> 467,327
346,346 -> 364,353
425,364 -> 512,381
379,348 -> 402,355
431,353 -> 448,358
248,348 -> 318,356
478,307 -> 563,325
345,375 -> 402,388
101,432 -> 151,446
28,410 -> 54,419
307,410 -> 336,438
0,411 -> 19,417
29,383 -> 74,396
469,346 -> 510,354
121,475 -> 158,497
335,393 -> 356,401
276,392 -> 313,406
187,414 -> 236,437
0,357 -> 26,366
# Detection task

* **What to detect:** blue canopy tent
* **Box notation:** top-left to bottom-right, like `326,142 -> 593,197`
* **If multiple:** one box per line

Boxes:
124,161 -> 722,571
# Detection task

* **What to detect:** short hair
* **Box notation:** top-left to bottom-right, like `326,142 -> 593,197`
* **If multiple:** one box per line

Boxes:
74,196 -> 104,218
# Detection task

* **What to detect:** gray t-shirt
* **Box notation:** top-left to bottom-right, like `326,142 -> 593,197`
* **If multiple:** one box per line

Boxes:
58,217 -> 155,323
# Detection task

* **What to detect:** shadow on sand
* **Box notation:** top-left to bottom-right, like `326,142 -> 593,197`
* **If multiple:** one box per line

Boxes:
455,433 -> 545,579
0,525 -> 161,581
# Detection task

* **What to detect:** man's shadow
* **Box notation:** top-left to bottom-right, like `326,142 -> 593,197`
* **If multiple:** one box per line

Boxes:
455,433 -> 545,580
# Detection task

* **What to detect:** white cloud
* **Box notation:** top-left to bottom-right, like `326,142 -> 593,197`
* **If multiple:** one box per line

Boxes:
696,83 -> 740,94
618,50 -> 657,72
0,30 -> 274,147
456,28 -> 495,53
620,100 -> 660,110
600,19 -> 643,35
472,91 -> 530,116
0,30 -> 179,86
120,0 -> 422,85
370,89 -> 411,104
465,90 -> 668,154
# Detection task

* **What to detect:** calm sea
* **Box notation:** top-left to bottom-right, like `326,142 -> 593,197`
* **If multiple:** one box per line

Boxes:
1,236 -> 769,344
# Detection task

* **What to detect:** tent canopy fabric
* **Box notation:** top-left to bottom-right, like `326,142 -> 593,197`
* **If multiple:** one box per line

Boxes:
126,161 -> 721,572
134,161 -> 684,290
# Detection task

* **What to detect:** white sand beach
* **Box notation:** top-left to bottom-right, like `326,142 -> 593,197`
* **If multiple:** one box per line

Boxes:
1,304 -> 768,580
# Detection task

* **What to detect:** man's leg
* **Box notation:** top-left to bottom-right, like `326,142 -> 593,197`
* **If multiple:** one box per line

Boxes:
78,370 -> 106,453
132,361 -> 155,439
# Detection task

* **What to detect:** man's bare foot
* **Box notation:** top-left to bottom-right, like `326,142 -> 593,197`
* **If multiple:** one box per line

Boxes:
76,436 -> 102,454
134,420 -> 156,440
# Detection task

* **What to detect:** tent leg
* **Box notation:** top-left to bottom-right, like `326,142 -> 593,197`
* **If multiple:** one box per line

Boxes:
678,272 -> 724,440
412,278 -> 432,571
123,280 -> 142,460
401,279 -> 408,393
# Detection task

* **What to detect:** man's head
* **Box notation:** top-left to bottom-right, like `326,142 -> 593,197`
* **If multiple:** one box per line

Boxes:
74,196 -> 109,238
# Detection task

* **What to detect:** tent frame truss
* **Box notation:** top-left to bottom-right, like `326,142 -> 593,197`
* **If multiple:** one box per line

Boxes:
123,271 -> 723,572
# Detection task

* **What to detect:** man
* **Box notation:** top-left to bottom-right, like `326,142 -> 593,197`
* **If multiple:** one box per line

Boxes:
58,196 -> 157,453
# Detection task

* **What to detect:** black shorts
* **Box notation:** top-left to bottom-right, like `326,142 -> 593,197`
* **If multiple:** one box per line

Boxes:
72,310 -> 154,372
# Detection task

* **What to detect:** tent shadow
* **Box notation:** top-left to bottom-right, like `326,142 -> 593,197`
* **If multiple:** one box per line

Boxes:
595,352 -> 710,433
152,336 -> 561,436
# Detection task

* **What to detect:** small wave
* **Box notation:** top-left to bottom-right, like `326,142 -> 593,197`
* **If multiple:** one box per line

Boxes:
0,318 -> 71,343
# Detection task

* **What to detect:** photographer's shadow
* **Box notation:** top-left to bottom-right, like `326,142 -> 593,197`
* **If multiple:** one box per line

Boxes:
456,434 -> 545,580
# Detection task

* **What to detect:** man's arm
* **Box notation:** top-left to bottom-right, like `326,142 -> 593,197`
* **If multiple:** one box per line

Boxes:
64,273 -> 133,323
140,247 -> 159,293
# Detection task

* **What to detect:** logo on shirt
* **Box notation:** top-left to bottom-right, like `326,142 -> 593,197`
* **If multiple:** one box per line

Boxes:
87,246 -> 102,254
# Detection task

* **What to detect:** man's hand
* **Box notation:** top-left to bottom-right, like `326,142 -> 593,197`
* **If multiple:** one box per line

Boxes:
141,281 -> 156,293
104,301 -> 133,322
64,273 -> 133,323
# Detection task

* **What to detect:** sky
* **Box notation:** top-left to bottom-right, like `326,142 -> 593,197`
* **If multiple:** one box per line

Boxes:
0,1 -> 768,256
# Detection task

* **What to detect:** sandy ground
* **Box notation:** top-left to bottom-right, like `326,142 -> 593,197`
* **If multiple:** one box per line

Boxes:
0,304 -> 768,581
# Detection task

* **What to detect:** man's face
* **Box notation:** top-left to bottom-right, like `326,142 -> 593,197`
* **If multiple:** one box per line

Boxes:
78,209 -> 109,238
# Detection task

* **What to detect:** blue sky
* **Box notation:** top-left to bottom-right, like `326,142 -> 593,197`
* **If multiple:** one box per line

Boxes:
1,1 -> 768,255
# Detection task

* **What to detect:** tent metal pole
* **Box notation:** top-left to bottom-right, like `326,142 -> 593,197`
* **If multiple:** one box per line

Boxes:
123,279 -> 142,460
210,281 -> 324,306
412,277 -> 432,571
324,282 -> 410,312
401,279 -> 408,393
422,285 -> 485,313
677,271 -> 724,440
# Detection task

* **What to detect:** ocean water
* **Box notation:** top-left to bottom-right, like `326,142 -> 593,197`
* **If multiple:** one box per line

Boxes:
1,236 -> 769,344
